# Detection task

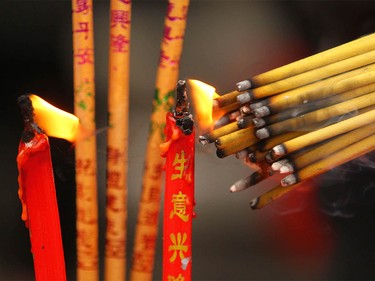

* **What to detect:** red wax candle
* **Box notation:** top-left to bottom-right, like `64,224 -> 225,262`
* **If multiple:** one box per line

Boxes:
161,80 -> 195,281
17,96 -> 66,281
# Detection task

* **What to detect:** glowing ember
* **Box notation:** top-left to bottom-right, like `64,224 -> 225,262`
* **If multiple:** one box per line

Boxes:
29,94 -> 79,142
188,79 -> 219,132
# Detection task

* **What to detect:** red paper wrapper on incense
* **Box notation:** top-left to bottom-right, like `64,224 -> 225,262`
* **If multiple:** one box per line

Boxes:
16,95 -> 66,281
160,80 -> 195,281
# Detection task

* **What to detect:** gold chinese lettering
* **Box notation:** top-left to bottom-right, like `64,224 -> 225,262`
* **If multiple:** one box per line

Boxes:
171,151 -> 187,180
170,191 -> 189,222
168,274 -> 185,281
168,232 -> 188,262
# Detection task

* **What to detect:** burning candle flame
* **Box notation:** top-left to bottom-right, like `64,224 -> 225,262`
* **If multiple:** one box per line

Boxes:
188,79 -> 220,132
29,94 -> 79,142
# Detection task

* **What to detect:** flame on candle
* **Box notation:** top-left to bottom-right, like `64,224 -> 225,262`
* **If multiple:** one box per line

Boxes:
29,94 -> 79,142
188,79 -> 220,132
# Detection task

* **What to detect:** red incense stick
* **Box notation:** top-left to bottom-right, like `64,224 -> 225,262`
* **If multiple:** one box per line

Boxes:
17,96 -> 66,281
161,80 -> 195,281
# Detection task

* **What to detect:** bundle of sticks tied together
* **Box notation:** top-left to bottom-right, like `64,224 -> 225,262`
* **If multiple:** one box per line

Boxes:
200,33 -> 375,209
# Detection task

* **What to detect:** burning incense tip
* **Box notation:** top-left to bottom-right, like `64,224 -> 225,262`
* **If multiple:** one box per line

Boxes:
235,149 -> 251,160
271,159 -> 288,171
255,128 -> 270,139
249,197 -> 259,209
240,105 -> 251,116
254,106 -> 270,118
198,135 -> 209,145
272,144 -> 287,157
279,162 -> 293,173
281,174 -> 298,186
252,118 -> 266,128
236,79 -> 252,91
28,94 -> 80,142
237,91 -> 253,104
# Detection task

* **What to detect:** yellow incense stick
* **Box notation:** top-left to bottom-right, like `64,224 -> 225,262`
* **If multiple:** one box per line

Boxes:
104,0 -> 131,280
252,63 -> 375,117
215,127 -> 256,149
250,183 -> 304,209
130,1 -> 190,281
72,0 -> 98,280
237,33 -> 375,90
272,108 -> 375,158
203,121 -> 239,143
281,123 -> 375,173
249,49 -> 375,99
254,81 -> 375,127
281,133 -> 375,186
256,91 -> 375,139
214,90 -> 242,108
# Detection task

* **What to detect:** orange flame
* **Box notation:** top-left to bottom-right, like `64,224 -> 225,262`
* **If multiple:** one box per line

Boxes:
29,94 -> 79,142
188,79 -> 220,132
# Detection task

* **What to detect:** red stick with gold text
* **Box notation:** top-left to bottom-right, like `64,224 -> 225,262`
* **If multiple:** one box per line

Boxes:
160,80 -> 195,281
16,95 -> 66,281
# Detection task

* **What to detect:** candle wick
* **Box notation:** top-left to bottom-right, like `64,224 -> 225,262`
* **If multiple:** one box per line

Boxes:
17,95 -> 43,142
174,80 -> 194,135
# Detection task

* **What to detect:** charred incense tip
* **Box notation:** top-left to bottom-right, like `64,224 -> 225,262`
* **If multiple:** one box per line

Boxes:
240,105 -> 251,116
265,151 -> 275,163
17,95 -> 42,143
281,174 -> 298,186
198,135 -> 210,145
252,118 -> 266,128
279,162 -> 294,173
216,149 -> 227,158
229,185 -> 237,193
250,197 -> 259,209
254,106 -> 270,118
236,79 -> 252,91
235,149 -> 250,159
237,116 -> 253,129
249,101 -> 266,110
237,91 -> 253,104
214,115 -> 230,129
255,128 -> 270,139
272,144 -> 287,157
271,159 -> 288,171
248,152 -> 257,163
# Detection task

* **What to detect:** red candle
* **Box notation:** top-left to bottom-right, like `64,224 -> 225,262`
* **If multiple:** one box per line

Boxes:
17,96 -> 66,281
160,80 -> 195,281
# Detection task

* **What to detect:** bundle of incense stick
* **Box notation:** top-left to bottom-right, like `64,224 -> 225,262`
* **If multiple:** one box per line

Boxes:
201,34 -> 375,208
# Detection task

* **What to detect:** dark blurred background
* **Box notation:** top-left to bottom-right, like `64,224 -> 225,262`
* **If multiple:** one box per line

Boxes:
1,0 -> 375,280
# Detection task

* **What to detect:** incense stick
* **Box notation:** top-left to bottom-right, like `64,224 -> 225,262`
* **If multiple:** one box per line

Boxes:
104,0 -> 132,280
72,0 -> 98,279
214,90 -> 242,108
236,33 -> 375,91
280,123 -> 375,174
200,121 -> 239,144
229,171 -> 265,192
271,108 -> 375,159
252,63 -> 375,117
281,133 -> 375,186
256,91 -> 375,139
250,183 -> 305,209
252,82 -> 375,127
242,49 -> 375,100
